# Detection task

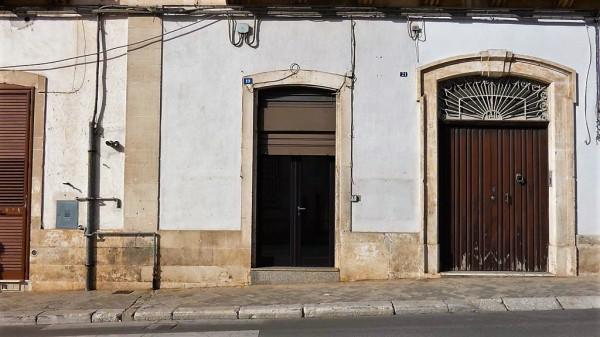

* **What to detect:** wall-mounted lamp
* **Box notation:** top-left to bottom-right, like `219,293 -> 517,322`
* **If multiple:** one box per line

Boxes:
105,140 -> 124,152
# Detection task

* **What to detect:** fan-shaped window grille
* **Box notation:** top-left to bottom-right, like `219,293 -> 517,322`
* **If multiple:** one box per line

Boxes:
439,76 -> 548,121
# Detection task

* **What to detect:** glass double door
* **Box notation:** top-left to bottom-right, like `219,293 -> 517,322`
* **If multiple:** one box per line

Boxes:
256,155 -> 334,267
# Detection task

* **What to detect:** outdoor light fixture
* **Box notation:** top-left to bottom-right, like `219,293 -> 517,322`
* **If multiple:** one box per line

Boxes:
236,22 -> 250,34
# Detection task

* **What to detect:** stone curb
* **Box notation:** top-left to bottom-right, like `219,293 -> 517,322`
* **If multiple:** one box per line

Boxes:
1,295 -> 598,325
173,306 -> 240,320
133,306 -> 175,321
92,309 -> 125,323
304,301 -> 394,318
556,296 -> 600,310
0,311 -> 44,325
502,297 -> 562,311
392,300 -> 448,314
239,304 -> 303,319
36,309 -> 97,324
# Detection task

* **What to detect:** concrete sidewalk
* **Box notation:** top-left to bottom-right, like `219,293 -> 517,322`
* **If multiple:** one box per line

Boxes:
0,276 -> 598,325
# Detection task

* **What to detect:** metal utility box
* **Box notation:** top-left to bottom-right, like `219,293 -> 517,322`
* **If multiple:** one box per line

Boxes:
56,200 -> 79,229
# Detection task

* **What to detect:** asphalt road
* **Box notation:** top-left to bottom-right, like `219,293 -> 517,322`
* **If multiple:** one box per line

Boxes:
1,310 -> 599,337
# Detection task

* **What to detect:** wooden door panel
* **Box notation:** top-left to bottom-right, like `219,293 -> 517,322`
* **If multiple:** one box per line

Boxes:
441,125 -> 548,272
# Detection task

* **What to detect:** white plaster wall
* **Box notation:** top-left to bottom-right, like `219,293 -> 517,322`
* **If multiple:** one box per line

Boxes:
160,19 -> 350,230
161,18 -> 598,234
415,21 -> 600,235
0,17 -> 127,229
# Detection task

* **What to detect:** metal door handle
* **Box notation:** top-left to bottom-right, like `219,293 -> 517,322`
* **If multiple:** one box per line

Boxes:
504,193 -> 510,204
297,206 -> 307,215
490,187 -> 496,201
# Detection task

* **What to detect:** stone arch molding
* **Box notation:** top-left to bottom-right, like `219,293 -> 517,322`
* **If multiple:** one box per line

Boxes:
417,50 -> 577,276
240,69 -> 353,268
0,70 -> 47,229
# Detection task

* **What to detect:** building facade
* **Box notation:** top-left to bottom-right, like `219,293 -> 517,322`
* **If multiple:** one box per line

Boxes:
0,1 -> 598,291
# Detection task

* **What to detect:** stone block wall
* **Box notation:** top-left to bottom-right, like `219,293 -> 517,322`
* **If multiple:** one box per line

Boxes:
577,235 -> 600,275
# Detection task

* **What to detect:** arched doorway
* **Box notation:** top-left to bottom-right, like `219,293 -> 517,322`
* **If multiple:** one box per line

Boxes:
417,50 -> 577,276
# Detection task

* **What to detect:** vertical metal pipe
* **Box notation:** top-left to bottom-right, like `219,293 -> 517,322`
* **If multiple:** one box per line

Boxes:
86,14 -> 102,291
86,122 -> 99,291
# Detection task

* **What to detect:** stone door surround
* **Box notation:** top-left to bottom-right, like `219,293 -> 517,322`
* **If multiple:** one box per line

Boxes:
417,50 -> 577,276
240,69 -> 352,268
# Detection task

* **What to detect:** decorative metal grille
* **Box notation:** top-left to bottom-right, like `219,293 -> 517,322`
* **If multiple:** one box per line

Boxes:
439,76 -> 549,121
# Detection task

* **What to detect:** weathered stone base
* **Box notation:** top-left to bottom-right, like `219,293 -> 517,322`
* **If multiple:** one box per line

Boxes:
26,227 -> 596,291
339,232 -> 423,281
28,229 -> 250,290
548,244 -> 577,276
577,235 -> 600,275
250,268 -> 340,285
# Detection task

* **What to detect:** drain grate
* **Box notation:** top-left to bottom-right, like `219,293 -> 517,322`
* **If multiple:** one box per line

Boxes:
112,290 -> 134,294
0,282 -> 23,292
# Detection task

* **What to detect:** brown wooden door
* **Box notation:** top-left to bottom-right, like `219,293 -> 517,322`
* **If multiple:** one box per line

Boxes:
440,125 -> 549,272
0,89 -> 32,280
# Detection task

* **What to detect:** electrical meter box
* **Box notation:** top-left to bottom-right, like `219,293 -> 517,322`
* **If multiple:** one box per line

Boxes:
56,200 -> 79,229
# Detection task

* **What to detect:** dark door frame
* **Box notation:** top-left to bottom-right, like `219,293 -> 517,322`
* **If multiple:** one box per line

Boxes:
252,86 -> 337,268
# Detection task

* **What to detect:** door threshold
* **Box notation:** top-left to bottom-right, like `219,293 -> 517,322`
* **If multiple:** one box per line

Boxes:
440,271 -> 553,277
250,267 -> 340,285
251,267 -> 339,272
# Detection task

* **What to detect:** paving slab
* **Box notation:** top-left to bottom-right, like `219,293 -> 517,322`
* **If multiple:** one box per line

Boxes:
36,309 -> 96,324
133,306 -> 174,321
91,309 -> 124,323
392,300 -> 448,314
0,311 -> 42,325
556,296 -> 600,310
238,304 -> 303,319
503,297 -> 562,311
304,301 -> 394,318
173,306 -> 239,320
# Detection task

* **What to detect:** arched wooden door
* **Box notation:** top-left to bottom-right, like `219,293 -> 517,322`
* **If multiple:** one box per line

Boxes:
438,77 -> 549,272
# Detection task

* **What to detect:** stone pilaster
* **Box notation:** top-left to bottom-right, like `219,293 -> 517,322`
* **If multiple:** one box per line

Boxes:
123,16 -> 162,232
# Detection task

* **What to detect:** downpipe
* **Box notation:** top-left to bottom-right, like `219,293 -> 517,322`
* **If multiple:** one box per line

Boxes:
85,122 -> 100,291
